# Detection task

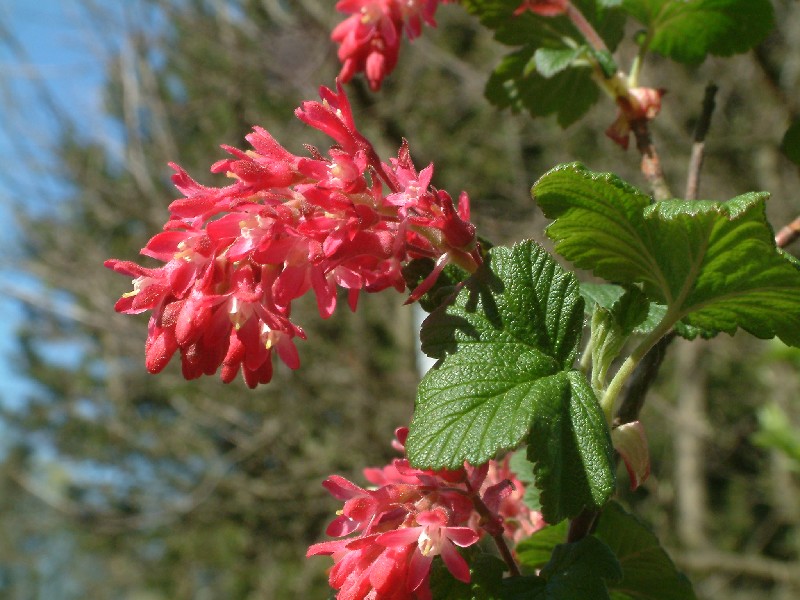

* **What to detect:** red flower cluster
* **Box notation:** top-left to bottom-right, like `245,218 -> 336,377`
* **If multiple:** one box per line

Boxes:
308,428 -> 544,599
332,0 -> 456,91
106,83 -> 479,387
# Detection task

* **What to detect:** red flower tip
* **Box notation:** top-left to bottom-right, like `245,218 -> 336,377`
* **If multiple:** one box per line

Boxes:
514,0 -> 569,17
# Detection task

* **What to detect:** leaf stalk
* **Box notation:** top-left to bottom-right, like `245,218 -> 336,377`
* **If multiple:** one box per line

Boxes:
599,317 -> 674,422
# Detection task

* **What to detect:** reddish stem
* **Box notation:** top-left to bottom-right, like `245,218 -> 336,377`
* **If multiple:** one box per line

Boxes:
367,149 -> 400,194
464,480 -> 522,577
566,2 -> 608,54
631,119 -> 672,201
775,216 -> 800,248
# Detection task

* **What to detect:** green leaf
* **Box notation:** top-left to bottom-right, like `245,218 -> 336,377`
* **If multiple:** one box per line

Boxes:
595,502 -> 697,600
509,449 -> 543,512
542,537 -> 622,599
526,371 -> 615,522
580,283 -> 625,311
407,241 -> 614,521
502,537 -> 621,599
533,163 -> 800,347
515,521 -> 569,572
607,287 -> 650,334
502,576 -> 548,599
534,47 -> 586,78
428,551 -> 506,599
465,0 -> 624,126
486,47 -> 600,127
409,241 -> 583,467
623,0 -> 774,64
781,119 -> 800,166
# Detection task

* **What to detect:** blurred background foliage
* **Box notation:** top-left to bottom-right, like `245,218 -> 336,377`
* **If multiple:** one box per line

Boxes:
0,0 -> 799,598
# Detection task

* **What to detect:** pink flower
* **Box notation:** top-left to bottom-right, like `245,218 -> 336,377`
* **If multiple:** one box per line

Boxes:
331,1 -> 454,91
308,535 -> 417,600
378,508 -> 480,590
107,84 -> 480,387
309,430 -> 544,599
513,0 -> 569,17
605,87 -> 665,150
479,456 -> 545,545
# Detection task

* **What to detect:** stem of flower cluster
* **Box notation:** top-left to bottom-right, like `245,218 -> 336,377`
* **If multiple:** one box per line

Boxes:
628,38 -> 650,88
565,2 -> 608,54
600,319 -> 674,423
464,481 -> 521,577
632,119 -> 672,201
776,217 -> 800,248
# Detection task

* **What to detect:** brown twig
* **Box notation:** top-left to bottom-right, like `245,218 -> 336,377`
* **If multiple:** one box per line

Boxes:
631,119 -> 672,201
685,84 -> 718,201
775,216 -> 800,248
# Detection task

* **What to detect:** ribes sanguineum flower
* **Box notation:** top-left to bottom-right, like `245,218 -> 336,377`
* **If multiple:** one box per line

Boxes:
332,0 -> 457,91
308,428 -> 544,599
605,87 -> 665,150
106,83 -> 480,387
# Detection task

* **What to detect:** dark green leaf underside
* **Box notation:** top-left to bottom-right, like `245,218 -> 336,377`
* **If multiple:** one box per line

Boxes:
595,502 -> 697,600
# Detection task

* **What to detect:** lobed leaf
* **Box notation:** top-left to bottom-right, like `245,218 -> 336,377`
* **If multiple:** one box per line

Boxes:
465,0 -> 624,126
513,502 -> 696,599
526,371 -> 615,522
407,241 -> 614,521
581,283 -> 667,336
622,0 -> 774,64
503,536 -> 622,599
485,47 -> 600,127
515,521 -> 569,573
595,502 -> 697,599
535,47 -> 587,78
533,163 -> 800,346
509,449 -> 543,512
464,0 -> 625,49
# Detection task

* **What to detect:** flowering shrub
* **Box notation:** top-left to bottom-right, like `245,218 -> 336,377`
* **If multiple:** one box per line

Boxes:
108,0 -> 800,598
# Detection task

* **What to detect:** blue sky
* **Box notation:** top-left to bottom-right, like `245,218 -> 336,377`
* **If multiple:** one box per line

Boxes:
0,1 -> 111,407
